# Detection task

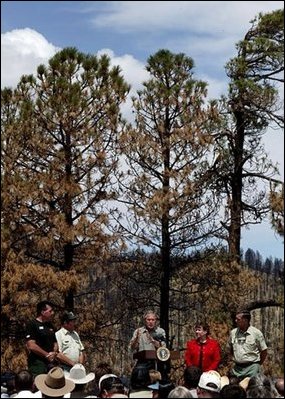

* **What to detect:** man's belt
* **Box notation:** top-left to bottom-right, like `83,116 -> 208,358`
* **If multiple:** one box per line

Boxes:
235,361 -> 260,367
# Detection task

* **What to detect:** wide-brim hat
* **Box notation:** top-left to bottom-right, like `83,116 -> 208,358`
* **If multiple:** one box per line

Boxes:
66,364 -> 95,384
239,376 -> 250,391
35,367 -> 75,397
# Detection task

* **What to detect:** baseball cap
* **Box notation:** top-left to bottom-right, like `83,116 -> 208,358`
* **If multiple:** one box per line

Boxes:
198,370 -> 221,393
61,311 -> 77,323
147,381 -> 159,390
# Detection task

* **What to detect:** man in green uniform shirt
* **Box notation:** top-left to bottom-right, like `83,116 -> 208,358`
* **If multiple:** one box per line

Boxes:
228,310 -> 267,379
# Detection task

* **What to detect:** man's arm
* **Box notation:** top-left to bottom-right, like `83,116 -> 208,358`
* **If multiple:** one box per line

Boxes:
53,341 -> 59,353
26,339 -> 57,362
129,328 -> 140,351
76,334 -> 85,364
79,351 -> 86,364
260,349 -> 267,365
56,351 -> 76,367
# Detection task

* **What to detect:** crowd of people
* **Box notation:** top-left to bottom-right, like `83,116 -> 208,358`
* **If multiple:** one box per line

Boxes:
1,303 -> 284,398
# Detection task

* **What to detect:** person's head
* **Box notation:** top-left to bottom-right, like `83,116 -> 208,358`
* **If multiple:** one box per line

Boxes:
184,366 -> 202,389
130,365 -> 152,390
143,310 -> 158,331
246,373 -> 279,398
147,374 -> 160,398
275,378 -> 284,396
235,310 -> 251,331
168,385 -> 194,398
34,366 -> 75,398
158,381 -> 175,397
60,311 -> 77,331
99,375 -> 125,398
148,369 -> 161,384
220,383 -> 246,398
197,370 -> 221,398
194,321 -> 210,339
15,369 -> 34,392
36,300 -> 55,321
1,372 -> 16,395
94,362 -> 113,388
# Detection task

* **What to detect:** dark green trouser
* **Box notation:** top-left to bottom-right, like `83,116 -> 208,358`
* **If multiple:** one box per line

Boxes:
28,358 -> 48,377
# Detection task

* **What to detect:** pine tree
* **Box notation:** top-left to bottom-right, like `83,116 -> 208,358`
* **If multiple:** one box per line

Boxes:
214,9 -> 284,262
1,47 -> 130,369
118,49 -> 222,340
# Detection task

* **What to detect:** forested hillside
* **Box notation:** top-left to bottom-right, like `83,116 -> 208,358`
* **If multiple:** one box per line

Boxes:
1,249 -> 283,379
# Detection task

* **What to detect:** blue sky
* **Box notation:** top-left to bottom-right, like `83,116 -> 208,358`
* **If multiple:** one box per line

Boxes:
1,1 -> 284,260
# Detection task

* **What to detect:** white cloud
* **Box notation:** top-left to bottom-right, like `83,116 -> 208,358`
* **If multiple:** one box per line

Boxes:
1,28 -> 60,88
97,48 -> 150,121
89,1 -> 283,88
97,48 -> 149,91
91,1 -> 283,36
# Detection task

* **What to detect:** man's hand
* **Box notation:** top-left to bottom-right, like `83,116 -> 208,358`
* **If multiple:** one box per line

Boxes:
46,351 -> 57,362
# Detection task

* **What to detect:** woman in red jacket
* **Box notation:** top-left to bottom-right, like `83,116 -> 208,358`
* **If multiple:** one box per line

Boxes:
184,321 -> 221,372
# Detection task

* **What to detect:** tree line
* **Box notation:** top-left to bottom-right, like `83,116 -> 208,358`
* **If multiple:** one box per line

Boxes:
244,248 -> 284,277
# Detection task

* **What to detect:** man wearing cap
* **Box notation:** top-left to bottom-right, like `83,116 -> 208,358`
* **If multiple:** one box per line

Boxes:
55,311 -> 86,374
197,370 -> 221,398
227,310 -> 268,379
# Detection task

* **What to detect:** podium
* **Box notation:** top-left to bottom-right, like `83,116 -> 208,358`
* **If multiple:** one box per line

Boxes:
133,350 -> 180,380
169,350 -> 180,360
133,350 -> 180,362
133,350 -> 157,361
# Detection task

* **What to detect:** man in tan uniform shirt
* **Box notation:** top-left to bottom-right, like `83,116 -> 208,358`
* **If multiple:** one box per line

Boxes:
228,310 -> 267,379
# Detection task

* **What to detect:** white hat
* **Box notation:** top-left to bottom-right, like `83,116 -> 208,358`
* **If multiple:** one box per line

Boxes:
98,373 -> 118,390
66,364 -> 95,384
198,370 -> 221,393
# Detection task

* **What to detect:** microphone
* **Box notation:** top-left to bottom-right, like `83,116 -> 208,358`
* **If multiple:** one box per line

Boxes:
153,333 -> 166,342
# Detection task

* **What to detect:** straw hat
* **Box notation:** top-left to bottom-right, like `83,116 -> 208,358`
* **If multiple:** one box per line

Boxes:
239,376 -> 250,390
35,367 -> 75,397
66,364 -> 95,385
220,375 -> 230,388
